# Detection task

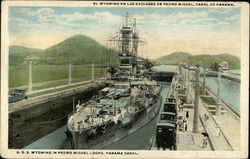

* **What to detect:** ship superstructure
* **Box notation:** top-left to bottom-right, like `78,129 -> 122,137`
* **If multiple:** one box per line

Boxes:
67,13 -> 162,149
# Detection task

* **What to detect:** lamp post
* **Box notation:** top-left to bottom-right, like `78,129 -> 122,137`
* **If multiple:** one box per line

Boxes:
68,62 -> 72,85
92,60 -> 95,82
193,65 -> 200,133
187,65 -> 191,103
203,65 -> 206,95
216,66 -> 221,115
28,60 -> 32,92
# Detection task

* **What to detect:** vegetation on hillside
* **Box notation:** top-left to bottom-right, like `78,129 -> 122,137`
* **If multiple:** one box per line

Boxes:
9,34 -> 119,66
9,34 -> 241,88
154,52 -> 240,69
39,35 -> 118,65
154,52 -> 192,65
9,46 -> 43,65
9,35 -> 118,88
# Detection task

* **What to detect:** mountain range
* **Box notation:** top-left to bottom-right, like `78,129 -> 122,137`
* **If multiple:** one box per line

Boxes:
9,35 -> 240,69
154,52 -> 240,69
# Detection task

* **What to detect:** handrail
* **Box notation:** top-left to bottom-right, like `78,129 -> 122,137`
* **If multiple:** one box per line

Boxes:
199,95 -> 234,150
204,84 -> 240,118
9,83 -> 103,113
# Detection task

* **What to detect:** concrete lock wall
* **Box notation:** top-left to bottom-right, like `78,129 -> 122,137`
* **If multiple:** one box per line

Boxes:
9,83 -> 105,149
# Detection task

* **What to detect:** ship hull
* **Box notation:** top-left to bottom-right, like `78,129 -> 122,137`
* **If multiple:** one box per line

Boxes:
70,95 -> 162,149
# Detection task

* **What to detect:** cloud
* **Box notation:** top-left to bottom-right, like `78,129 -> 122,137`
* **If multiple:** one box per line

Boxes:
207,8 -> 234,14
133,9 -> 236,28
12,7 -> 239,30
36,8 -> 55,15
173,10 -> 209,19
134,10 -> 210,26
179,17 -> 218,25
16,7 -> 55,16
215,21 -> 230,26
16,8 -> 35,16
225,14 -> 240,21
9,7 -> 241,58
33,10 -> 121,29
9,17 -> 28,23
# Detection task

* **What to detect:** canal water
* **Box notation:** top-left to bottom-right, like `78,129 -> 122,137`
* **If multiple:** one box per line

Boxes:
229,69 -> 241,75
198,67 -> 240,112
153,65 -> 240,112
204,77 -> 240,112
23,82 -> 171,150
23,65 -> 240,149
152,65 -> 177,72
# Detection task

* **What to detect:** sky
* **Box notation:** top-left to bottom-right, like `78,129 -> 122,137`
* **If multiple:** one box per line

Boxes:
8,6 -> 241,59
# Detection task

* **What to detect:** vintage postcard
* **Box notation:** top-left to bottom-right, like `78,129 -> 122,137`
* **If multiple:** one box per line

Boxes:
1,1 -> 249,158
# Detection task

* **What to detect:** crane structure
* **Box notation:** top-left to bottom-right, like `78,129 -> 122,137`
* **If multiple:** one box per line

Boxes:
106,13 -> 145,78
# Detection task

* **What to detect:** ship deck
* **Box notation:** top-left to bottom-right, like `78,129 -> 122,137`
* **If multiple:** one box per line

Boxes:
105,80 -> 158,86
68,97 -> 131,131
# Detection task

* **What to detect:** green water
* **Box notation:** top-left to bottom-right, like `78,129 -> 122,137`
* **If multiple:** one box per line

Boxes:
205,77 -> 240,112
152,65 -> 177,73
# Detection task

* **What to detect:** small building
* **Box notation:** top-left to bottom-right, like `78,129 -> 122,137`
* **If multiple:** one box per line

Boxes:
210,61 -> 229,72
221,61 -> 229,71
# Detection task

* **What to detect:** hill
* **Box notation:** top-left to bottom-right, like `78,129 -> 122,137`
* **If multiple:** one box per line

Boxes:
9,45 -> 43,55
39,34 -> 118,65
9,46 -> 43,65
9,35 -> 118,65
154,52 -> 192,65
154,52 -> 240,69
215,54 -> 240,69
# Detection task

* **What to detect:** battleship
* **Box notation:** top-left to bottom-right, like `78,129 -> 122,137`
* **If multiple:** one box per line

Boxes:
67,13 -> 162,149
